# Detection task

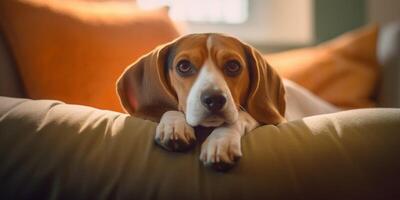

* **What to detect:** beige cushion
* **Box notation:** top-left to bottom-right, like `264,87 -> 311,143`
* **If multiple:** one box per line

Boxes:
0,96 -> 400,199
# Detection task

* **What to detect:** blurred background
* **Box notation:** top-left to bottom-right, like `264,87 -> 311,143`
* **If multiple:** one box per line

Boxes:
135,0 -> 400,52
0,0 -> 399,113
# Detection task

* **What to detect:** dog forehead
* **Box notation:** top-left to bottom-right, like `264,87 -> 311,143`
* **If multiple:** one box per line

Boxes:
207,34 -> 244,53
174,33 -> 244,54
173,34 -> 208,52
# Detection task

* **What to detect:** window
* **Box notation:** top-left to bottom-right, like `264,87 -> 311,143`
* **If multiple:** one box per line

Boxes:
137,0 -> 248,24
138,0 -> 314,46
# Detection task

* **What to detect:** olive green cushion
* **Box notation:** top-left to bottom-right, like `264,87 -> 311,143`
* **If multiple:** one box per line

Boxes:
0,96 -> 400,199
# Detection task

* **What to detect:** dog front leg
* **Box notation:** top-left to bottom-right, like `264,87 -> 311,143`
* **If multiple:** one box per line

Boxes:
200,111 -> 259,171
155,111 -> 196,152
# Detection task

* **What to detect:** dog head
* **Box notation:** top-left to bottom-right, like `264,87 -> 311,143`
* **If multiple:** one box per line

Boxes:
117,33 -> 286,126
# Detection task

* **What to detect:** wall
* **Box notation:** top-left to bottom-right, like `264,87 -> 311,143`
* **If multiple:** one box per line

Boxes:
183,0 -> 314,46
367,0 -> 400,24
314,0 -> 366,43
179,0 -> 399,52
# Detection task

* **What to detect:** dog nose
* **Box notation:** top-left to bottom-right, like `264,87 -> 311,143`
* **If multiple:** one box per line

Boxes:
201,89 -> 226,112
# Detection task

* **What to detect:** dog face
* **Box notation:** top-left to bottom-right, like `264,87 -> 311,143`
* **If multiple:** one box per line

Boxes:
117,33 -> 286,125
167,34 -> 250,127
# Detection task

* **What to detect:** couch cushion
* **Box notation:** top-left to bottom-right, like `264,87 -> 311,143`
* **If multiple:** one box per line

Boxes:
266,25 -> 380,109
1,96 -> 399,199
0,0 -> 179,112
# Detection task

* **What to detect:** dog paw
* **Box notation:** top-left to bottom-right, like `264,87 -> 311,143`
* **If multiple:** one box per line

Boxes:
155,111 -> 196,152
200,128 -> 242,171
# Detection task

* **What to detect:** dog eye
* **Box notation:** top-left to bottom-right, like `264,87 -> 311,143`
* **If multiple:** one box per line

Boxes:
224,60 -> 242,76
176,60 -> 196,76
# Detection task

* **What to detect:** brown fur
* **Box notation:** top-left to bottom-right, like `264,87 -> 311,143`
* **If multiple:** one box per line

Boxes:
117,33 -> 286,125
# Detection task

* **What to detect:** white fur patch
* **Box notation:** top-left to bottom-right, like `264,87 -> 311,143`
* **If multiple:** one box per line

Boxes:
206,35 -> 213,52
199,111 -> 259,165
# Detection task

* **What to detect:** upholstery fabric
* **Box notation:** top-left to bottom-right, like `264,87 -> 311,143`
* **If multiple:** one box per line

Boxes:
266,25 -> 380,109
377,21 -> 400,107
0,32 -> 24,97
1,96 -> 399,199
0,0 -> 179,112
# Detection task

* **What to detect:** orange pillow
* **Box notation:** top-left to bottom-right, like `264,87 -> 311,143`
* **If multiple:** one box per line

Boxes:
265,25 -> 380,108
0,0 -> 180,112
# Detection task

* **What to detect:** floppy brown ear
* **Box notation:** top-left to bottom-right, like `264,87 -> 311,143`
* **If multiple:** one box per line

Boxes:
116,42 -> 178,122
243,44 -> 286,125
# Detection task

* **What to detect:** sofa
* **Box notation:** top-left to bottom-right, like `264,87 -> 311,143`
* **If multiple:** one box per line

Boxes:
1,0 -> 400,199
1,97 -> 400,200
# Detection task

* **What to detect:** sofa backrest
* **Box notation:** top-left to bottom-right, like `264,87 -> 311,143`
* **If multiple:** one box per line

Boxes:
0,31 -> 25,98
377,21 -> 400,108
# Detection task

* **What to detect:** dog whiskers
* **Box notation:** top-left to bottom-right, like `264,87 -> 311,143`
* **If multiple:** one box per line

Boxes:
236,104 -> 247,112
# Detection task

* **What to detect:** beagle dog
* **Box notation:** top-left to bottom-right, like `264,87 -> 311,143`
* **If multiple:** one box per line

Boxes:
117,33 -> 286,170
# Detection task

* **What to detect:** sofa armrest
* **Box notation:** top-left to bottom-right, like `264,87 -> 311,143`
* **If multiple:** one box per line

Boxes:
377,21 -> 400,107
1,97 -> 400,199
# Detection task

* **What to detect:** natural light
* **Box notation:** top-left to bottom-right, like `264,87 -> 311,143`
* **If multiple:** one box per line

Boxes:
137,0 -> 248,24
